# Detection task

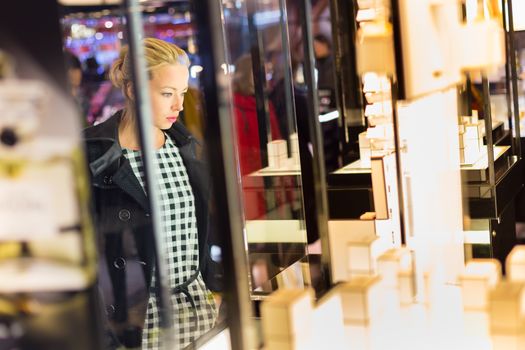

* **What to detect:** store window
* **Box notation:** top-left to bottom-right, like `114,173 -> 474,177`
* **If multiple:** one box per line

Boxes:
60,2 -> 232,348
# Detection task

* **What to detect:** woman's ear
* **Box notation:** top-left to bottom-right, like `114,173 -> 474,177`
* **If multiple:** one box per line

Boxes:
125,83 -> 134,100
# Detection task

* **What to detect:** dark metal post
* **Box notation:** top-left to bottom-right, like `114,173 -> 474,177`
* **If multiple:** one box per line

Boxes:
297,0 -> 332,283
278,0 -> 298,137
329,0 -> 364,145
506,0 -> 522,157
391,0 -> 406,100
482,75 -> 496,191
247,0 -> 272,167
501,0 -> 514,151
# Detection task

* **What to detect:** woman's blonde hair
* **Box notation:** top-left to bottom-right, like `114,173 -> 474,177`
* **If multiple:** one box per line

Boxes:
109,38 -> 190,91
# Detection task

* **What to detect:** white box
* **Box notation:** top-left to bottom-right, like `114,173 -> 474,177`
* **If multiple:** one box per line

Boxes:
459,259 -> 501,310
268,155 -> 284,169
462,145 -> 481,164
359,147 -> 371,168
463,310 -> 490,337
506,245 -> 525,282
463,137 -> 481,152
331,276 -> 383,326
267,140 -> 287,157
489,281 -> 525,334
328,220 -> 376,283
491,334 -> 525,350
464,124 -> 481,140
289,133 -> 299,153
289,133 -> 300,165
347,233 -> 388,277
397,0 -> 462,99
458,20 -> 505,71
260,288 -> 314,340
312,289 -> 346,350
358,131 -> 370,149
264,336 -> 312,350
377,248 -> 412,288
356,25 -> 395,75
398,267 -> 415,305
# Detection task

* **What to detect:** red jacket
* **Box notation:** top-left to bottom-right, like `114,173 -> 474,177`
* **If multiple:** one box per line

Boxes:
233,93 -> 282,176
233,93 -> 282,219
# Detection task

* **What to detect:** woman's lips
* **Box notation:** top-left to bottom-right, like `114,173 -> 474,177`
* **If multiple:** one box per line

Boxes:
167,116 -> 177,123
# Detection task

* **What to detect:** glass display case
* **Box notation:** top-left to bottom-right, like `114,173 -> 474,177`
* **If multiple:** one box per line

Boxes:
459,0 -> 523,269
59,1 -> 255,349
220,0 -> 312,298
326,0 -> 523,270
59,0 -> 319,348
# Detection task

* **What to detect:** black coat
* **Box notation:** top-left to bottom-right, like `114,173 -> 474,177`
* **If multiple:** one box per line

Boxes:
83,112 -> 222,341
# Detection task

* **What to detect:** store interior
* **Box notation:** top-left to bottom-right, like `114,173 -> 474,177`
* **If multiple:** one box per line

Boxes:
1,0 -> 525,349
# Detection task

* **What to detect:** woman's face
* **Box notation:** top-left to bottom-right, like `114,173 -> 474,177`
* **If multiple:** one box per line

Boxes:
148,64 -> 189,130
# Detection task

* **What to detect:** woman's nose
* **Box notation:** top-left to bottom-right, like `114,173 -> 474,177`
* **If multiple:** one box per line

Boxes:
171,96 -> 183,111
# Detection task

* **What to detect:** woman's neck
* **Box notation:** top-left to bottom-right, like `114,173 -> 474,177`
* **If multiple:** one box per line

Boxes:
118,109 -> 166,150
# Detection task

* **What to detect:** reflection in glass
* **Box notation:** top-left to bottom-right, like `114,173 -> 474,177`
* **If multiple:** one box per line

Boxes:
62,3 -> 232,347
84,37 -> 220,349
222,0 -> 309,295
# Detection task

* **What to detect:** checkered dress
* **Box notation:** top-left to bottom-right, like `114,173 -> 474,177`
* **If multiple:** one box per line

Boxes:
122,134 -> 217,349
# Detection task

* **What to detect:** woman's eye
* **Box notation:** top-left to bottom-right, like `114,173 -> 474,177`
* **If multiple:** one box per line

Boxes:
161,92 -> 173,97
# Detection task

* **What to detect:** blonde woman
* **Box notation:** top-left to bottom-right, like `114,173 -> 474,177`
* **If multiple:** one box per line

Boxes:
84,38 -> 220,349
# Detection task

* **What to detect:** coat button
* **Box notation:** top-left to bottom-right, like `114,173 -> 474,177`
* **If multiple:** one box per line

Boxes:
106,304 -> 116,317
103,176 -> 113,185
118,209 -> 131,221
113,257 -> 126,269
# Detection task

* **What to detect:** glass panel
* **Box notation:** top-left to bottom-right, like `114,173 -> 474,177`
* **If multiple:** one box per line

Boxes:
221,0 -> 309,296
61,2 -> 236,348
326,0 -> 402,243
460,1 -> 521,265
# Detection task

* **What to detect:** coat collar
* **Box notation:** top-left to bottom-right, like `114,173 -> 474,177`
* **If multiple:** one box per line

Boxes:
84,111 -> 200,211
84,110 -> 196,173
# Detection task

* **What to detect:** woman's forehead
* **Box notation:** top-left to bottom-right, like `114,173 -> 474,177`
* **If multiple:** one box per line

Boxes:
150,64 -> 189,87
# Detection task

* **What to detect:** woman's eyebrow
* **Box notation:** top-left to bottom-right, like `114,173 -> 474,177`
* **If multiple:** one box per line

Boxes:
161,86 -> 189,92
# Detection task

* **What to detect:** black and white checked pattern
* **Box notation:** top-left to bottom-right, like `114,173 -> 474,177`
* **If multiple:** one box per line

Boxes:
123,134 -> 217,349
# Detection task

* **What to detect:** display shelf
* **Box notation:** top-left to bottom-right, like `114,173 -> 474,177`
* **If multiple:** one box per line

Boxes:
333,159 -> 373,174
468,157 -> 523,219
462,145 -> 512,187
327,145 -> 521,220
249,253 -> 309,297
461,145 -> 510,172
250,254 -> 327,301
335,145 -> 510,175
248,162 -> 301,177
245,220 -> 306,243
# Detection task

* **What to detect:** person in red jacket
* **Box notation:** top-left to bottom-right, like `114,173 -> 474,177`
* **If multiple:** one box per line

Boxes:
232,54 -> 282,219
